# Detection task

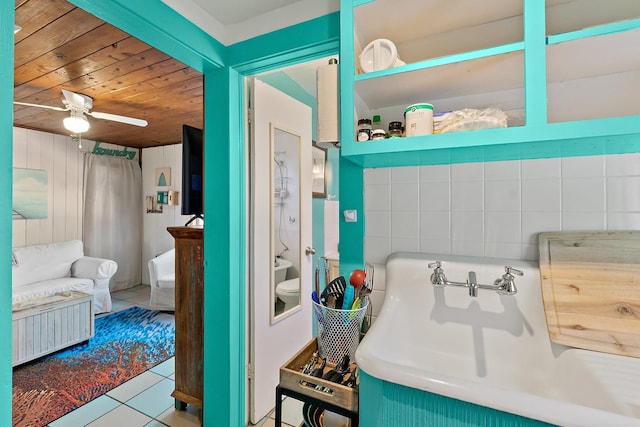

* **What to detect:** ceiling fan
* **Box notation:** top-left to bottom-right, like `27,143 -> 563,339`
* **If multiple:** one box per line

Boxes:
13,89 -> 148,134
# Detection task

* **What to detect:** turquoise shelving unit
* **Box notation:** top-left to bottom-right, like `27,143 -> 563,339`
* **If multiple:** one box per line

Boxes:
339,0 -> 640,169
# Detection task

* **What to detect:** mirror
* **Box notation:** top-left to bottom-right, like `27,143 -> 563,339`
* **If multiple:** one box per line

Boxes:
271,124 -> 302,322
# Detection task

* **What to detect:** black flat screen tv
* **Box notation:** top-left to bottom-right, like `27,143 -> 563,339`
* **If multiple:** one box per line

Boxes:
181,124 -> 203,226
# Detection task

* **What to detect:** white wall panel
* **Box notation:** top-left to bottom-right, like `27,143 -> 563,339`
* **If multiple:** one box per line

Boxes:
141,143 -> 189,285
12,128 -> 138,253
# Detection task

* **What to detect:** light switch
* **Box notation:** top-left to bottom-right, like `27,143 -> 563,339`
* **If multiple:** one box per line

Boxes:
343,209 -> 357,222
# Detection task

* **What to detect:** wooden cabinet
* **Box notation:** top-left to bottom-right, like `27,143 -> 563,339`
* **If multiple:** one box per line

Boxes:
340,0 -> 640,168
168,226 -> 204,410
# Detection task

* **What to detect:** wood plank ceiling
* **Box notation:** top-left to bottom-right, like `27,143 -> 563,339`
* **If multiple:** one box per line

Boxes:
13,0 -> 204,149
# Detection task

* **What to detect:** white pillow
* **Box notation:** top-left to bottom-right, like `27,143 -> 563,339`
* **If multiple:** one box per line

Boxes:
12,240 -> 84,288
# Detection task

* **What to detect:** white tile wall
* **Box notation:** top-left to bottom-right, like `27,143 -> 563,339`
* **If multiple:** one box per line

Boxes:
364,153 -> 640,265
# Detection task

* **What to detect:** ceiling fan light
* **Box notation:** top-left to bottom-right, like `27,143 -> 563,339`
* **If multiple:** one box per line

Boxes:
63,112 -> 90,134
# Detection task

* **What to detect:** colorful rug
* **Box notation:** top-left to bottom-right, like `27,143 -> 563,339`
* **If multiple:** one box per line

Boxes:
12,307 -> 175,427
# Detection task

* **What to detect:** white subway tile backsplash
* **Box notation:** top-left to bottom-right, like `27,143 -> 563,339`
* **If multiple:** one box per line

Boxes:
484,160 -> 520,181
607,212 -> 640,229
521,179 -> 561,212
562,178 -> 605,212
485,211 -> 521,243
420,164 -> 450,182
521,243 -> 539,261
562,155 -> 605,178
391,211 -> 420,238
391,166 -> 420,183
606,153 -> 640,177
484,180 -> 520,212
451,181 -> 484,211
521,212 -> 562,244
365,237 -> 392,265
365,211 -> 391,238
607,176 -> 640,212
562,212 -> 606,230
451,239 -> 484,257
365,153 -> 639,268
451,162 -> 483,181
364,168 -> 391,185
451,211 -> 484,241
391,237 -> 421,253
420,239 -> 451,254
421,211 -> 451,241
521,158 -> 561,179
391,182 -> 420,210
365,184 -> 391,211
484,241 -> 522,260
420,182 -> 450,211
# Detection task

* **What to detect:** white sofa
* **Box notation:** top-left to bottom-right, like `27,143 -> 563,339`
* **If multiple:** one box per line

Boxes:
148,248 -> 175,311
12,240 -> 118,314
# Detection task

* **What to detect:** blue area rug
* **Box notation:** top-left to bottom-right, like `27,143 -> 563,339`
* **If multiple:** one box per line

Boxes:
12,307 -> 175,427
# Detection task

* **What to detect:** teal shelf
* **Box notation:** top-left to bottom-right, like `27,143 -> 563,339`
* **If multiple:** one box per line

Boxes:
353,42 -> 525,82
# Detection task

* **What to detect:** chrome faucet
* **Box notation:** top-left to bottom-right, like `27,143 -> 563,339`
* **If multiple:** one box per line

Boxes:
428,261 -> 523,297
468,271 -> 478,297
428,261 -> 447,287
493,266 -> 523,295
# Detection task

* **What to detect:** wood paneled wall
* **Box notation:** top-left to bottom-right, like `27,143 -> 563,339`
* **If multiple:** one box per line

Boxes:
12,127 -> 138,249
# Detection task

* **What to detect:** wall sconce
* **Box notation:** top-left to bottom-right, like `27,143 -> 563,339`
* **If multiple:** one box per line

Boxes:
14,25 -> 21,34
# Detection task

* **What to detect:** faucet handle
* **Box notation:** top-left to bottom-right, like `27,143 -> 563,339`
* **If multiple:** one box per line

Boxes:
504,266 -> 523,277
428,261 -> 442,269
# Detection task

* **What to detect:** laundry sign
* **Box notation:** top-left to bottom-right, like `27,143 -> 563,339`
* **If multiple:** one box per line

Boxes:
92,141 -> 137,160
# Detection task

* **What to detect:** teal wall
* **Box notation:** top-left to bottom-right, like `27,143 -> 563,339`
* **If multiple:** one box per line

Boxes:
360,371 -> 553,427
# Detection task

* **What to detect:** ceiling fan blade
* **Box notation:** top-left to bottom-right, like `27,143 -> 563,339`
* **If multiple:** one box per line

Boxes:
89,111 -> 148,127
62,89 -> 91,110
13,101 -> 68,112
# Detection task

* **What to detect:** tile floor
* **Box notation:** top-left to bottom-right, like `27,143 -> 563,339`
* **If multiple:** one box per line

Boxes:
43,284 -> 301,427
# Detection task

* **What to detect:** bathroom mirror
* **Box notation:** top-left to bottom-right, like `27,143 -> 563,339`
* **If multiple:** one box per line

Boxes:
271,124 -> 302,322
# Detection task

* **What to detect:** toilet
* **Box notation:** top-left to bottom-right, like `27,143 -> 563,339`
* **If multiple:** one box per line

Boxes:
276,278 -> 300,310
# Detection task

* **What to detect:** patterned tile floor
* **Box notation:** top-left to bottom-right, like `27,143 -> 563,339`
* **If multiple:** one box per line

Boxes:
42,285 -> 299,427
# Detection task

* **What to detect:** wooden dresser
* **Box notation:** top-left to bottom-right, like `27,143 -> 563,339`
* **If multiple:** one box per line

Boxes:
168,226 -> 204,410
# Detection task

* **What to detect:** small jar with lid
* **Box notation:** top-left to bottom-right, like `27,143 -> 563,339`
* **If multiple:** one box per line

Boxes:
388,121 -> 403,138
357,119 -> 372,141
371,129 -> 386,140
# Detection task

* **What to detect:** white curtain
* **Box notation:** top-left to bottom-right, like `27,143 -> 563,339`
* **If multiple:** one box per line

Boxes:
83,153 -> 142,291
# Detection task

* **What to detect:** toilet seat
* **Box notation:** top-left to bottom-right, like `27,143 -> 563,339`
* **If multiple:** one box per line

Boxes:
276,278 -> 299,294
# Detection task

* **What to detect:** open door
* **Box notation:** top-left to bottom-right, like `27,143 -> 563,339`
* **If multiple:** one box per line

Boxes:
248,78 -> 313,423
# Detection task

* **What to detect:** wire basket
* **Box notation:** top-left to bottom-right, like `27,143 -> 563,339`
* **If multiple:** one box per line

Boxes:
312,300 -> 368,365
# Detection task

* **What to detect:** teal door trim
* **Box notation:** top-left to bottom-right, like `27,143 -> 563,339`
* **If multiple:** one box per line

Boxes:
0,3 -> 15,425
228,12 -> 340,74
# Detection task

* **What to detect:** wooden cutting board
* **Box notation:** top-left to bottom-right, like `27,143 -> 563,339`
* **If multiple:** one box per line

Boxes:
538,230 -> 640,358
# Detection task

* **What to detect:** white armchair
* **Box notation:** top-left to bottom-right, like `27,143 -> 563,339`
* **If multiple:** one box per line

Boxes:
148,248 -> 175,311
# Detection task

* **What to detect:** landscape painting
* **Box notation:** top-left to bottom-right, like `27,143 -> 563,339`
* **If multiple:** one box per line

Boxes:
13,168 -> 48,220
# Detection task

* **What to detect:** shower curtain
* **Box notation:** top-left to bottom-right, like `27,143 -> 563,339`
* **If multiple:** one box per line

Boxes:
83,153 -> 142,291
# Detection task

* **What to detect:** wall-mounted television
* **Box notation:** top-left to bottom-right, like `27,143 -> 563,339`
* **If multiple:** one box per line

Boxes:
181,124 -> 203,226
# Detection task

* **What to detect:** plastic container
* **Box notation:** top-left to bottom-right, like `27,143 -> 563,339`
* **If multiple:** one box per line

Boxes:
371,129 -> 386,140
359,39 -> 405,73
405,103 -> 434,136
357,118 -> 372,141
388,121 -> 403,138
